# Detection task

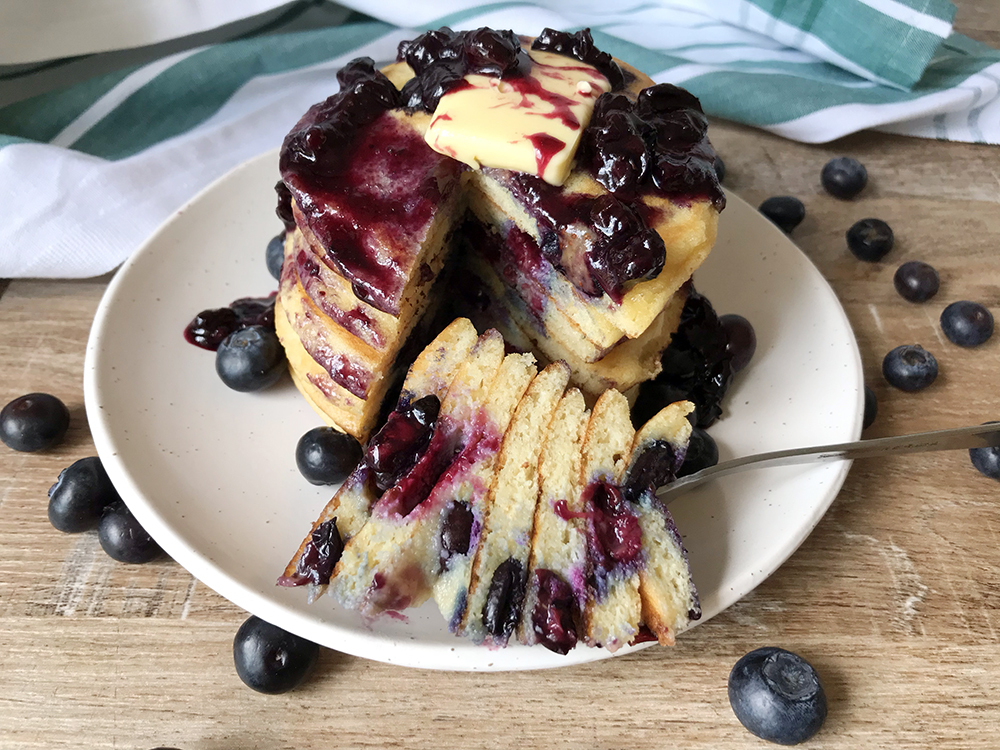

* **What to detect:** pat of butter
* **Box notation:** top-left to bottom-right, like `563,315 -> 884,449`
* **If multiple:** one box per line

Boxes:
424,49 -> 612,186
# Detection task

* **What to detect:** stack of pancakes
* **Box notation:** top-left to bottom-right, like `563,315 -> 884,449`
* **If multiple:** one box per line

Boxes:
275,33 -> 721,442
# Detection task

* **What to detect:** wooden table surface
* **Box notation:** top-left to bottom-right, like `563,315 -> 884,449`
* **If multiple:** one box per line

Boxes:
2,6 -> 999,749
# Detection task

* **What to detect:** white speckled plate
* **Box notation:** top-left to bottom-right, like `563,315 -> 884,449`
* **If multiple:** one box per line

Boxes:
85,149 -> 863,671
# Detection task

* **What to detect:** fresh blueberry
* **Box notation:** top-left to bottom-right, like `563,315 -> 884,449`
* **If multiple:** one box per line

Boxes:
295,426 -> 362,485
729,646 -> 827,745
233,615 -> 319,694
48,457 -> 121,533
940,301 -> 994,348
98,501 -> 162,563
714,155 -> 726,184
0,393 -> 70,452
215,326 -> 286,392
893,261 -> 939,302
720,314 -> 756,373
265,233 -> 285,281
758,196 -> 805,233
882,344 -> 938,392
863,386 -> 877,430
821,157 -> 867,199
677,427 -> 718,477
969,422 -> 1000,480
847,218 -> 893,262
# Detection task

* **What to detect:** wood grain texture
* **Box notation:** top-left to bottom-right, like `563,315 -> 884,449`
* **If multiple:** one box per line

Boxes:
2,3 -> 999,748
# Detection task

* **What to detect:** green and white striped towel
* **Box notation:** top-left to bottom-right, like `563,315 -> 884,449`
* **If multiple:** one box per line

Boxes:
1,0 -> 997,278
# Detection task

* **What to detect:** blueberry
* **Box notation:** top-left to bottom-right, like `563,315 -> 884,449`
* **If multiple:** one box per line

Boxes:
677,427 -> 718,477
720,313 -> 756,373
863,386 -> 877,430
295,426 -> 362,485
48,457 -> 121,533
893,260 -> 939,302
758,196 -> 805,233
265,233 -> 285,280
714,155 -> 726,183
233,615 -> 319,694
847,218 -> 893,262
882,344 -> 938,392
215,326 -> 286,392
0,393 -> 70,452
969,422 -> 1000,480
729,646 -> 827,745
940,301 -> 994,348
821,156 -> 867,199
98,501 -> 162,563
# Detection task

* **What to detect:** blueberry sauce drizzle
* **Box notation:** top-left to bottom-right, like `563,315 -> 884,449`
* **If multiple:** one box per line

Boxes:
277,518 -> 343,587
184,295 -> 275,351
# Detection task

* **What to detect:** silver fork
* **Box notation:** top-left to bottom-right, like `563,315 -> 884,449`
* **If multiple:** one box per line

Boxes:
656,422 -> 1000,504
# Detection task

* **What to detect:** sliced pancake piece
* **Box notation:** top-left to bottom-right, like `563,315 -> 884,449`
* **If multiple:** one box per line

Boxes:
621,400 -> 701,645
458,361 -> 571,645
579,389 -> 641,651
518,387 -> 590,653
432,351 -> 537,630
276,318 -> 478,599
330,329 -> 505,615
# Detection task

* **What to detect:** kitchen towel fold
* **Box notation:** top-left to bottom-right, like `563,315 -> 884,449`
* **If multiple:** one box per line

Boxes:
1,0 -> 997,278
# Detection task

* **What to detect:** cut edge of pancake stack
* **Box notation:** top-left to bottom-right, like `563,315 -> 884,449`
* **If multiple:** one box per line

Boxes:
280,319 -> 701,654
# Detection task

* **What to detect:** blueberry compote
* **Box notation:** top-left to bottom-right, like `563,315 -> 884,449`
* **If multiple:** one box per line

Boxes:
365,394 -> 440,496
184,295 -> 275,351
398,27 -> 526,112
277,518 -> 344,587
581,480 -> 643,597
579,87 -> 724,212
530,569 -> 577,655
279,58 -> 460,315
653,289 -> 734,428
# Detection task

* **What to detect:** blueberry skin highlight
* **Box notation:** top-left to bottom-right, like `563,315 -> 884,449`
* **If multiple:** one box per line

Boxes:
729,647 -> 827,745
48,456 -> 122,533
233,615 -> 319,694
882,344 -> 938,392
215,325 -> 286,392
940,301 -> 994,348
0,392 -> 70,452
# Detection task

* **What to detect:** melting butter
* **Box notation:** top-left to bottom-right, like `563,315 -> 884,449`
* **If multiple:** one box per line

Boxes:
424,48 -> 612,186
